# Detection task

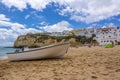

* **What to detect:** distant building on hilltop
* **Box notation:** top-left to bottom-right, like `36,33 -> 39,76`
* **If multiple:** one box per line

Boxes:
75,28 -> 96,37
49,30 -> 69,36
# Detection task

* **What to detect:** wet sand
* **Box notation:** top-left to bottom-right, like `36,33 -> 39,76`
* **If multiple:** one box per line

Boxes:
0,46 -> 120,80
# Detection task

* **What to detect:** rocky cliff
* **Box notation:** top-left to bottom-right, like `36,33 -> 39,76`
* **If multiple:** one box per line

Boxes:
14,33 -> 78,48
14,32 -> 97,48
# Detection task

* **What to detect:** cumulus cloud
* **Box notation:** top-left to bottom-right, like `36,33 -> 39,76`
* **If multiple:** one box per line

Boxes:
1,0 -> 52,11
1,0 -> 27,11
0,14 -> 10,21
55,0 -> 120,23
1,0 -> 120,23
41,21 -> 73,32
26,0 -> 52,11
0,14 -> 41,46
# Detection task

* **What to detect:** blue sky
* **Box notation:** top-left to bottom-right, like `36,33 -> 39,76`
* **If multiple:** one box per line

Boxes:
0,0 -> 120,46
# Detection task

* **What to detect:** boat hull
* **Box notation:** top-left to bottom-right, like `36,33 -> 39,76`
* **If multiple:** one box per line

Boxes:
7,43 -> 70,61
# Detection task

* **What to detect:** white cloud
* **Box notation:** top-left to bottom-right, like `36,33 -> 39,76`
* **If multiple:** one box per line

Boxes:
102,23 -> 116,28
0,28 -> 18,46
26,0 -> 52,11
0,14 -> 42,46
54,0 -> 120,23
104,23 -> 116,27
41,21 -> 73,32
25,15 -> 30,19
102,26 -> 107,28
24,28 -> 41,34
1,0 -> 120,23
87,26 -> 93,29
108,23 -> 115,27
39,21 -> 48,26
0,14 -> 10,21
1,0 -> 27,11
1,0 -> 52,11
30,11 -> 44,19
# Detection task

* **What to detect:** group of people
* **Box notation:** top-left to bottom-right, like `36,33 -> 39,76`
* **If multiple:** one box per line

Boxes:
15,47 -> 24,53
15,46 -> 29,53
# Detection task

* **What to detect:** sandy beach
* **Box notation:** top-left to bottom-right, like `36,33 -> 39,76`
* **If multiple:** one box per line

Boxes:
0,46 -> 120,80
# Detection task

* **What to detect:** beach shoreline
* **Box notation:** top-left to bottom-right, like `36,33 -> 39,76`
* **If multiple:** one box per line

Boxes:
0,46 -> 120,80
0,56 -> 8,60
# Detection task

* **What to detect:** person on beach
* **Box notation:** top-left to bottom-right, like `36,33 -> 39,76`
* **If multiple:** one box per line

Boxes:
15,49 -> 19,53
22,47 -> 24,52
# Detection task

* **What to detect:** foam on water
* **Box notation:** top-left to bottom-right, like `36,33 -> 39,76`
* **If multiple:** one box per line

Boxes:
0,55 -> 8,60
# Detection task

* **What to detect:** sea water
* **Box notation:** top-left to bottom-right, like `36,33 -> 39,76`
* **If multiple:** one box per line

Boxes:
0,47 -> 18,59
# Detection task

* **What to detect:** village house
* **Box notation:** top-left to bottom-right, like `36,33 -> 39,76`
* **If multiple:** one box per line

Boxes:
75,28 -> 96,37
49,30 -> 69,36
95,26 -> 120,45
45,26 -> 120,46
75,26 -> 120,46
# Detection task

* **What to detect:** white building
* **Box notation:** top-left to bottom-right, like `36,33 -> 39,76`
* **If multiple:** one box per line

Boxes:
117,27 -> 120,41
95,26 -> 120,45
49,30 -> 69,36
76,28 -> 95,37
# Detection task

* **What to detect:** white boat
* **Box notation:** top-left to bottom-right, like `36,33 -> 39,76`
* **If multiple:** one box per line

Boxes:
7,42 -> 70,61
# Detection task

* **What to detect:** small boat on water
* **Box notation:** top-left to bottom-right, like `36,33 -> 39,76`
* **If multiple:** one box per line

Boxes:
7,42 -> 70,61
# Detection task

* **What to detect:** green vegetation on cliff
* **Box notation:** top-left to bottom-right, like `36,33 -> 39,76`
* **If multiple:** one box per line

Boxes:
14,33 -> 97,48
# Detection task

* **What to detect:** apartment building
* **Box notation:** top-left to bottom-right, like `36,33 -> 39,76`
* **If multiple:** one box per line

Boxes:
95,27 -> 120,45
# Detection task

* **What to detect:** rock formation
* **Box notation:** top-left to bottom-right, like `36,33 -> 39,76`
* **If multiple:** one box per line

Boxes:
14,33 -> 57,48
